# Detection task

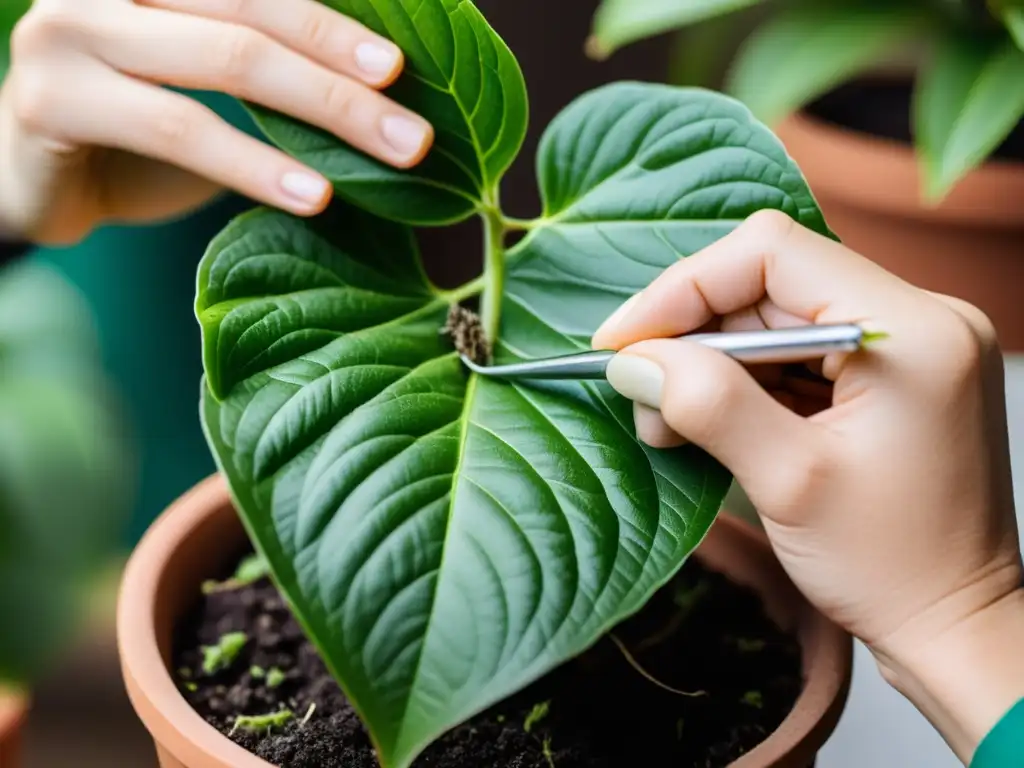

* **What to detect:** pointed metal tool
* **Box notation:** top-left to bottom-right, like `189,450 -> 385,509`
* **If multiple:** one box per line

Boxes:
460,323 -> 872,381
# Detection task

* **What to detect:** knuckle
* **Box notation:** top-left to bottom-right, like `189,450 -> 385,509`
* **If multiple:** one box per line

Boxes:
297,11 -> 333,50
320,76 -> 357,120
769,445 -> 835,510
209,28 -> 265,85
9,74 -> 59,130
147,102 -> 196,149
941,294 -> 999,352
929,310 -> 985,390
739,208 -> 796,248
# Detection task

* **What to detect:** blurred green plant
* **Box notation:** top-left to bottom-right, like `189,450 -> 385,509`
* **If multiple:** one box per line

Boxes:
589,0 -> 1024,201
0,261 -> 134,686
0,0 -> 30,77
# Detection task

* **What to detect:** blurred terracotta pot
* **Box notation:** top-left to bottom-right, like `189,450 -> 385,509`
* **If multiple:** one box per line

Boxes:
117,475 -> 852,768
777,111 -> 1024,350
0,690 -> 28,767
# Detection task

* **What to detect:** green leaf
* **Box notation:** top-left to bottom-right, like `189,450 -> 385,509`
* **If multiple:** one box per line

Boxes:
0,0 -> 31,80
588,0 -> 763,60
0,263 -> 134,684
248,0 -> 527,226
199,83 -> 830,768
1006,9 -> 1024,50
727,5 -> 923,125
915,34 -> 1024,200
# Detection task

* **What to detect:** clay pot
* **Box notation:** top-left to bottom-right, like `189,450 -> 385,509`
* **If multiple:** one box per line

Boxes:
777,111 -> 1024,350
0,690 -> 28,767
118,475 -> 852,768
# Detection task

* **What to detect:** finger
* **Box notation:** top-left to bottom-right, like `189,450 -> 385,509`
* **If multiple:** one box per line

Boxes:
55,71 -> 332,215
606,338 -> 827,493
137,0 -> 404,88
633,403 -> 687,449
592,209 -> 915,351
92,7 -> 432,168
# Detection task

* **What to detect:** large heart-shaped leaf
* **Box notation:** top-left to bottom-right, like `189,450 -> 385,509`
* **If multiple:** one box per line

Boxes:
199,82 -> 830,768
249,0 -> 527,226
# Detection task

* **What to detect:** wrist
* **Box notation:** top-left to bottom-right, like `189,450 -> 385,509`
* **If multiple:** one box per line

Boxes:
873,586 -> 1024,763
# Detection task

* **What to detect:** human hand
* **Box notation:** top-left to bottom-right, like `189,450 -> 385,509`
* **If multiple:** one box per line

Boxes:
592,210 -> 1024,762
0,0 -> 433,244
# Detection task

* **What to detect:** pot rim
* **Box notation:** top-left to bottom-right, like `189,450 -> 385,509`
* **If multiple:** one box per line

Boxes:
779,111 -> 1024,229
118,474 -> 851,768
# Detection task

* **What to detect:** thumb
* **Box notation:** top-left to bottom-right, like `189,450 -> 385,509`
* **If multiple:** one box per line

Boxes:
606,339 -> 823,490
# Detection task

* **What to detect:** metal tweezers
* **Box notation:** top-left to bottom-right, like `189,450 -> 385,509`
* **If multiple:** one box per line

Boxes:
460,323 -> 872,381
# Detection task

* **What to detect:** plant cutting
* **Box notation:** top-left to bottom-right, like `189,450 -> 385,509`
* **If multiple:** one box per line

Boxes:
117,1 -> 851,766
0,261 -> 133,766
588,0 -> 1024,350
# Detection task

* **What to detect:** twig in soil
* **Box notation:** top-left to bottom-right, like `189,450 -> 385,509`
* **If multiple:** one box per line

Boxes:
300,702 -> 317,727
441,304 -> 491,365
230,708 -> 294,736
608,634 -> 707,698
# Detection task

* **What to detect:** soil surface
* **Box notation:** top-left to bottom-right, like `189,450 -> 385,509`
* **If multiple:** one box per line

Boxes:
807,78 -> 1024,163
174,556 -> 802,768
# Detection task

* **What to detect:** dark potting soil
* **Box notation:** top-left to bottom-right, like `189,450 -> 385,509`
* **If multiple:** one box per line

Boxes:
806,78 -> 1024,163
173,557 -> 802,768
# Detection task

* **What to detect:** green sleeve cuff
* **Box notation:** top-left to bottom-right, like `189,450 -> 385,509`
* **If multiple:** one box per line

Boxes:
971,699 -> 1024,768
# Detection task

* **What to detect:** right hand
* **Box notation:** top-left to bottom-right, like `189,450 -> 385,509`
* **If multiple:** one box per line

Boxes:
592,210 -> 1024,763
0,0 -> 434,245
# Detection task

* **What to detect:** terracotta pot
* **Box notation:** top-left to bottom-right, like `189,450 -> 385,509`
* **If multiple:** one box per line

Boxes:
118,475 -> 852,768
0,689 -> 28,767
777,111 -> 1024,350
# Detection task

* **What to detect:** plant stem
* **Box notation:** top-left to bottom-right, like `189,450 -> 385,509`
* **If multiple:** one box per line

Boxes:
480,207 -> 506,342
501,215 -> 539,232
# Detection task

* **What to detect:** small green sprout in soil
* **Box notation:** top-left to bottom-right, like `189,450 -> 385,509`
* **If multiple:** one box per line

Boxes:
250,665 -> 266,679
541,736 -> 556,768
266,667 -> 286,689
202,553 -> 271,594
523,700 -> 550,733
201,631 -> 248,675
495,714 -> 506,723
178,667 -> 191,679
300,702 -> 316,727
441,304 -> 491,365
184,682 -> 198,692
673,577 -> 711,617
735,637 -> 766,653
741,690 -> 764,709
231,708 -> 294,736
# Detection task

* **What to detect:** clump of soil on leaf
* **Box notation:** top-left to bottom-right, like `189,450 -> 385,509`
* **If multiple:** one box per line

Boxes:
174,557 -> 802,767
441,303 -> 491,365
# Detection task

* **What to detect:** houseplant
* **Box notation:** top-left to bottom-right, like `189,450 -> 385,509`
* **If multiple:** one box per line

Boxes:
0,260 -> 133,765
588,0 -> 1024,349
117,0 -> 852,766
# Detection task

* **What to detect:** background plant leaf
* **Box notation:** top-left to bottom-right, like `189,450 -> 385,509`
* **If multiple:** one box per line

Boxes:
0,263 -> 134,684
200,84 -> 830,768
727,5 -> 923,126
915,33 -> 1024,199
249,0 -> 527,226
588,0 -> 763,60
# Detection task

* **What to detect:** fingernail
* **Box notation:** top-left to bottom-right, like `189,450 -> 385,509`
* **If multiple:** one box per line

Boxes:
354,41 -> 399,80
280,172 -> 330,209
634,402 -> 687,448
380,114 -> 430,159
597,293 -> 642,337
606,354 -> 664,410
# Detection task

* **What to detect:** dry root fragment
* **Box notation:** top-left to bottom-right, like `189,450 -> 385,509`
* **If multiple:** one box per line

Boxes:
441,304 -> 491,365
